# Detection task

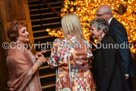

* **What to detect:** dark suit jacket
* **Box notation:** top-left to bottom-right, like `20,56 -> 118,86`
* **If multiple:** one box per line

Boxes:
109,18 -> 136,77
94,35 -> 129,91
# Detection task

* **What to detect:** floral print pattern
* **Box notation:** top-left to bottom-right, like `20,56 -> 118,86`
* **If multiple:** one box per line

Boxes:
47,34 -> 95,91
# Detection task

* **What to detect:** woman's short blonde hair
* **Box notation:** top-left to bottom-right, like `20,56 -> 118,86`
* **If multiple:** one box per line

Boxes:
61,13 -> 85,40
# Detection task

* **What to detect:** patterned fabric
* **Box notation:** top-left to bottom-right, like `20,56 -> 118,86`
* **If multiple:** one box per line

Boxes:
28,50 -> 36,63
7,47 -> 42,91
27,50 -> 42,91
47,34 -> 95,91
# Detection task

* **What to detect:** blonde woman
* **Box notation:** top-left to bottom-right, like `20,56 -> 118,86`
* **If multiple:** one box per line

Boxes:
47,14 -> 95,91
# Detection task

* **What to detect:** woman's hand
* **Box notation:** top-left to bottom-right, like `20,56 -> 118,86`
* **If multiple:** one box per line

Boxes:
35,51 -> 46,57
35,51 -> 47,63
37,55 -> 46,64
32,51 -> 47,75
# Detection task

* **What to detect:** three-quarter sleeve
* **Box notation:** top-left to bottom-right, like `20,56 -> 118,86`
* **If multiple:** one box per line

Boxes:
47,39 -> 60,68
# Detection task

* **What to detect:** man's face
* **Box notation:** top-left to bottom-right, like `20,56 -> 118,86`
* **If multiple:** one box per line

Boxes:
96,9 -> 108,21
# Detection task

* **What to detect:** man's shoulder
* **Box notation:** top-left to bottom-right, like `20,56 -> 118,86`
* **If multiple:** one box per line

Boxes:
111,18 -> 124,27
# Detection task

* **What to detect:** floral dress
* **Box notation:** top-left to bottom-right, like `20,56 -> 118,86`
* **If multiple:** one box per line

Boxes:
47,34 -> 95,91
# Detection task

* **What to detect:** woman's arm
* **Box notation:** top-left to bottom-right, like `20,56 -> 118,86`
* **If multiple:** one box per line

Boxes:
33,54 -> 46,74
47,39 -> 59,68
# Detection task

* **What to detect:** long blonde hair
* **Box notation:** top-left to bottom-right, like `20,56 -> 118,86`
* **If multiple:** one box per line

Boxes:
61,13 -> 85,40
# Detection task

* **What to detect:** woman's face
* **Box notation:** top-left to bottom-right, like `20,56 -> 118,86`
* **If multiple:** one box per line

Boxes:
90,25 -> 102,39
17,27 -> 29,43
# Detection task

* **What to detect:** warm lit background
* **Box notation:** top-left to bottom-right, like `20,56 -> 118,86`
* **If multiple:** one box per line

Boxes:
46,0 -> 136,54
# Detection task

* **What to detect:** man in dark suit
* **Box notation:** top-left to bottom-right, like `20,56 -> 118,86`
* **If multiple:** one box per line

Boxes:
96,5 -> 136,90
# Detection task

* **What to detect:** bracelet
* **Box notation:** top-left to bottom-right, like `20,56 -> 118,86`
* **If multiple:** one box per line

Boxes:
34,62 -> 41,67
37,60 -> 42,66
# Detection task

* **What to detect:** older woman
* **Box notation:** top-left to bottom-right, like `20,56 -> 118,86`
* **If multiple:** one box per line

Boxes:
6,20 -> 46,91
90,18 -> 130,91
46,14 -> 95,91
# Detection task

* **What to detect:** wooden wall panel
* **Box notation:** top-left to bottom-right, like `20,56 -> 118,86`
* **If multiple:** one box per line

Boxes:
0,0 -> 34,52
4,0 -> 26,21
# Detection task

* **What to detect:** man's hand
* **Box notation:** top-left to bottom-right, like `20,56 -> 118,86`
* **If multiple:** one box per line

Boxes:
125,74 -> 129,79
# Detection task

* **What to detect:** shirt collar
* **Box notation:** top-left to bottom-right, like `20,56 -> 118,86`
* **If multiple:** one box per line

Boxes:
108,17 -> 113,24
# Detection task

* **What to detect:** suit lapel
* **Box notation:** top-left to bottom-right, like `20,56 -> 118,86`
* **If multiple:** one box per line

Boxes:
110,18 -> 116,26
109,18 -> 117,39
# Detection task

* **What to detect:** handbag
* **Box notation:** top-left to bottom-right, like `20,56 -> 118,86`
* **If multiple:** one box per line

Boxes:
57,39 -> 72,91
